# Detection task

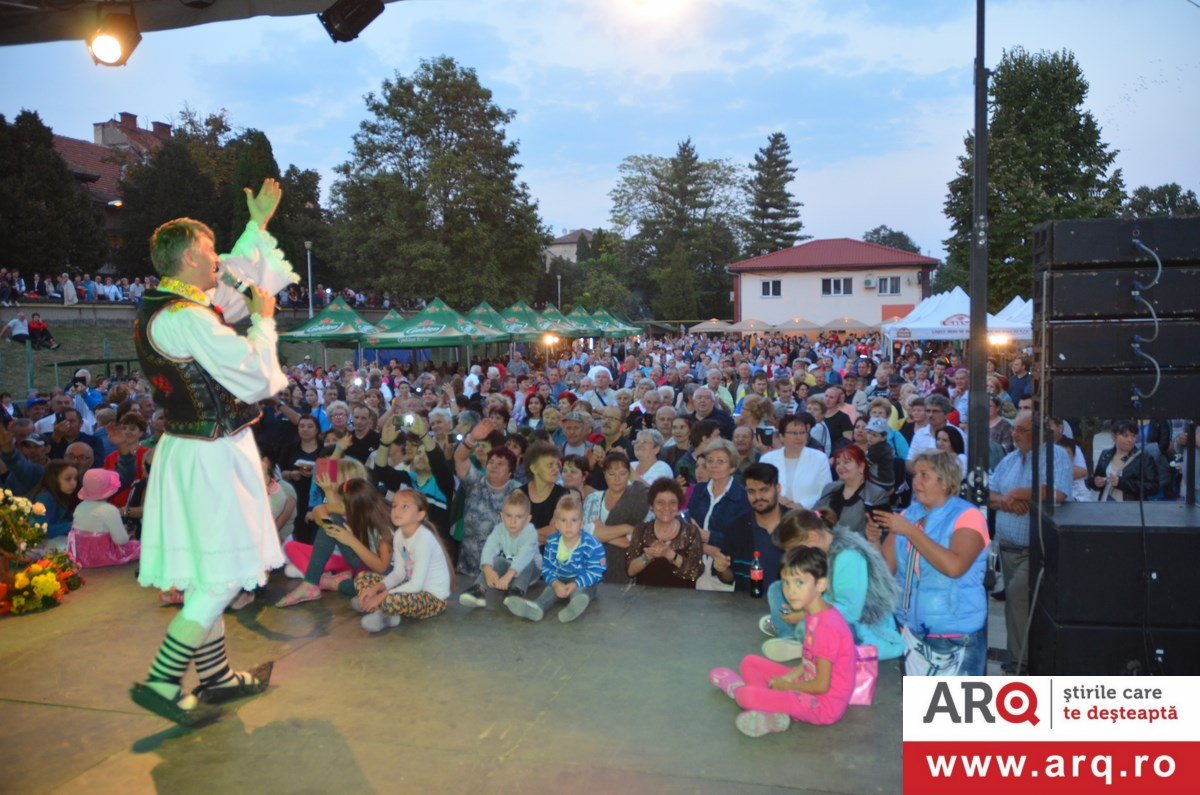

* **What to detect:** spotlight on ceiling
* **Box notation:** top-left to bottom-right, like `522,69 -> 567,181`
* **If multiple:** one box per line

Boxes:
318,0 -> 385,43
87,9 -> 142,66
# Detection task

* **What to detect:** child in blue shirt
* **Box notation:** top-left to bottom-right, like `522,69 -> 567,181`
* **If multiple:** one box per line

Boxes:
505,493 -> 605,623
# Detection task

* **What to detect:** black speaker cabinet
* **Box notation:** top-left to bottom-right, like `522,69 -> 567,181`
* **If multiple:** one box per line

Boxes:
1031,502 -> 1200,626
1029,607 -> 1200,675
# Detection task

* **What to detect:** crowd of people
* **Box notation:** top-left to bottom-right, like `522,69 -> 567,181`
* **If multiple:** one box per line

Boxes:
3,321 -> 1193,733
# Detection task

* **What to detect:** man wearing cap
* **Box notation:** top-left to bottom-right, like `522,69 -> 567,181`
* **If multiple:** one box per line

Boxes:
128,179 -> 289,726
0,423 -> 48,495
559,410 -> 593,458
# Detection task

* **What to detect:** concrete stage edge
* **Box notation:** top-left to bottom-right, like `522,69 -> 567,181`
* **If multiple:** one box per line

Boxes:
1,566 -> 904,794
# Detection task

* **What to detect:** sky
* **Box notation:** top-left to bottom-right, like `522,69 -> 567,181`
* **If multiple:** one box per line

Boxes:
2,0 -> 1198,261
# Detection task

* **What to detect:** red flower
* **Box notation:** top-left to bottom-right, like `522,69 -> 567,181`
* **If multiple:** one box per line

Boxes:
150,374 -> 174,398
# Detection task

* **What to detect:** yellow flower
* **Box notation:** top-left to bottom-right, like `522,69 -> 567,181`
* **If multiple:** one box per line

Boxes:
33,573 -> 59,598
28,564 -> 42,575
13,573 -> 29,589
32,503 -> 46,516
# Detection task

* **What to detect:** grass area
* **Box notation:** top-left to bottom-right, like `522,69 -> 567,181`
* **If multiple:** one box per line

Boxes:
0,323 -> 362,396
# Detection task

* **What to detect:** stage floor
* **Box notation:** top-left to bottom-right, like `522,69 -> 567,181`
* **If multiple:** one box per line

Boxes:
1,566 -> 910,794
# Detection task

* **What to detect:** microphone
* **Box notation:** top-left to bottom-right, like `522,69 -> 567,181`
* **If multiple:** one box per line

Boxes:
219,272 -> 255,300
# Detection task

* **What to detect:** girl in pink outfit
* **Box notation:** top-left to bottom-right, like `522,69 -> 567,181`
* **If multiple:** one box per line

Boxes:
709,546 -> 856,737
68,469 -> 141,568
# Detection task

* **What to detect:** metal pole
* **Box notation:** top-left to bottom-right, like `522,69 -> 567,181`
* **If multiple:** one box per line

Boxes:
965,0 -> 991,508
557,274 -> 562,308
305,241 -> 315,319
24,339 -> 34,392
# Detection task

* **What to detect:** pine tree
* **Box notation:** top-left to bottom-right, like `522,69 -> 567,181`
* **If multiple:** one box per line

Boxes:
743,132 -> 805,256
0,111 -> 107,275
943,48 -> 1124,308
230,130 -> 282,233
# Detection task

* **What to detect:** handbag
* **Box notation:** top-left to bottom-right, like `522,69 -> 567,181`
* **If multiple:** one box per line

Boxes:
850,644 -> 879,706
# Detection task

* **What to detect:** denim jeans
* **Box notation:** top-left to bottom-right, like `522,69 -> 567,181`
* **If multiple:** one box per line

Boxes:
767,580 -> 806,640
902,626 -> 987,676
304,525 -> 363,596
531,578 -> 597,612
474,556 -> 539,595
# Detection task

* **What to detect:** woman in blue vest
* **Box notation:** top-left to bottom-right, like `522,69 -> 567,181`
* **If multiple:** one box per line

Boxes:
869,450 -> 989,675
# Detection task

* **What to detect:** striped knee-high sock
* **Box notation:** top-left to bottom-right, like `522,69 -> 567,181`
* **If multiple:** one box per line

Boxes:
193,620 -> 237,690
147,633 -> 197,693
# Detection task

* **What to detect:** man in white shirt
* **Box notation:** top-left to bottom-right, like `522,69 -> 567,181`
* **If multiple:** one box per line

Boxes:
581,366 -> 617,416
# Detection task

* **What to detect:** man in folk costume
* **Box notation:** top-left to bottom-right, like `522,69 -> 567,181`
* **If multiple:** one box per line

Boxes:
129,179 -> 292,726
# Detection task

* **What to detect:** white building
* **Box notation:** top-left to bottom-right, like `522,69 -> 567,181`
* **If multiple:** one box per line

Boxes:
544,229 -> 594,266
729,238 -> 937,327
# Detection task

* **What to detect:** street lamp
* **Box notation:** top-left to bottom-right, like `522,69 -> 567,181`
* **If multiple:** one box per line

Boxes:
304,241 -> 314,318
556,273 -> 562,308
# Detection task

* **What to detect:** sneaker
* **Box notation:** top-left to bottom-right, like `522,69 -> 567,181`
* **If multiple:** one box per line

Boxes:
459,587 -> 487,609
762,638 -> 806,662
361,611 -> 401,633
557,592 -> 590,623
275,582 -> 321,608
283,563 -> 304,579
503,595 -> 544,622
735,710 -> 791,737
349,596 -> 365,613
319,571 -> 352,592
708,667 -> 744,700
758,615 -> 778,637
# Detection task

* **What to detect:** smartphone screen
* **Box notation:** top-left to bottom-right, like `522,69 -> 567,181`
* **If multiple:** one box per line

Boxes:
316,457 -> 338,482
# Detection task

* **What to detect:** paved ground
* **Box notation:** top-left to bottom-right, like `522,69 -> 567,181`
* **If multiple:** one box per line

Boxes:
0,565 -> 1007,794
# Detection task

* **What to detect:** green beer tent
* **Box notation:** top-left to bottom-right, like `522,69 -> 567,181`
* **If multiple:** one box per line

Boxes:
466,302 -> 512,340
373,309 -> 407,332
361,298 -> 506,348
499,301 -> 545,343
278,297 -> 379,343
537,304 -> 584,337
591,308 -> 638,337
564,305 -> 605,337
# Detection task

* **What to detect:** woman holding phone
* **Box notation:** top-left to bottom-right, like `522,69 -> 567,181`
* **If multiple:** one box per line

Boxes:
279,415 -> 326,544
812,444 -> 891,539
869,450 -> 989,676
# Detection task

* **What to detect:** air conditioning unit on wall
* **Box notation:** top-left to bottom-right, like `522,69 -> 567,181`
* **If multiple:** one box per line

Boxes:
864,278 -> 876,289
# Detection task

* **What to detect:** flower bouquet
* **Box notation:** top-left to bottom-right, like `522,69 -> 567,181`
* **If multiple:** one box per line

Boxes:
3,552 -> 83,615
0,488 -> 48,587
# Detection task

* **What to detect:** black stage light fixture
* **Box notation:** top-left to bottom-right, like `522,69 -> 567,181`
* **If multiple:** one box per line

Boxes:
87,8 -> 142,66
318,0 -> 385,43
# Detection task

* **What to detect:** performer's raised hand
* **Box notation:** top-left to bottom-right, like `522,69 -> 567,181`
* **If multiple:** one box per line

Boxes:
245,178 -> 282,230
246,285 -> 276,320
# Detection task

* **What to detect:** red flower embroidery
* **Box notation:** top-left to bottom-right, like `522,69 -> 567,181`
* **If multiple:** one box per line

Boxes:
150,375 -> 174,398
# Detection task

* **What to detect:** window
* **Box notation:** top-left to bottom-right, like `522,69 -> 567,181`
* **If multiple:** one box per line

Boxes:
878,276 -> 901,295
761,279 -> 781,298
821,277 -> 853,296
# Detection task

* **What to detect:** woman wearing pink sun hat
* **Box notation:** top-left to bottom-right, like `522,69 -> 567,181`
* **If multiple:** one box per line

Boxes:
67,469 -> 141,568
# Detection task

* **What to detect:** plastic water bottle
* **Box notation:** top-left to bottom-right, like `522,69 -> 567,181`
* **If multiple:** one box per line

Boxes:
750,551 -> 764,598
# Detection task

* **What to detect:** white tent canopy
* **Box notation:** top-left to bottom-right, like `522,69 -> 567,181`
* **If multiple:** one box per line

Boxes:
881,286 -> 1031,341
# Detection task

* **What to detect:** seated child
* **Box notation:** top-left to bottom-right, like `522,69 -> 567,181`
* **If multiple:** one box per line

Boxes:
504,493 -> 605,623
354,489 -> 453,633
760,510 -> 903,662
67,469 -> 140,568
459,489 -> 542,608
277,463 -> 392,607
709,546 -> 856,737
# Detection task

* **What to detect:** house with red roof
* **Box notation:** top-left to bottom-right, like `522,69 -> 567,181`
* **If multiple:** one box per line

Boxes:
728,238 -> 937,327
544,228 -> 594,266
51,112 -> 170,251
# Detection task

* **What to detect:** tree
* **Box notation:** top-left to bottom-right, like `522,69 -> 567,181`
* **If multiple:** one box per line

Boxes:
743,132 -> 806,256
863,225 -> 921,253
331,56 -> 548,307
572,254 -> 635,317
229,130 -> 282,233
116,140 -> 218,275
609,139 -> 743,319
277,165 -> 334,287
943,48 -> 1124,308
1123,183 -> 1200,219
0,111 -> 107,275
575,232 -> 593,262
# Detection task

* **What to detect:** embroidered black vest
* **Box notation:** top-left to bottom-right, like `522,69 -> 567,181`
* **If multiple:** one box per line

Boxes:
133,289 -> 262,440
